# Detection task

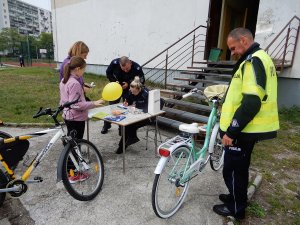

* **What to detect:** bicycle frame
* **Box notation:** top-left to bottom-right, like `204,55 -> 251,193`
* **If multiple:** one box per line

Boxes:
0,126 -> 66,193
154,99 -> 219,185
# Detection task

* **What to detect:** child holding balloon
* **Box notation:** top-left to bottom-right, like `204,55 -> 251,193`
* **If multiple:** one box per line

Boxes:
60,56 -> 104,140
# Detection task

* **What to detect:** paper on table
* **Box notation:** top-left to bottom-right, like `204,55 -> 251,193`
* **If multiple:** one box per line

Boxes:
92,111 -> 109,119
104,115 -> 126,122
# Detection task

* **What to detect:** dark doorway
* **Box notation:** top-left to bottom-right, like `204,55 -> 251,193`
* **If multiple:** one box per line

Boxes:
205,0 -> 260,60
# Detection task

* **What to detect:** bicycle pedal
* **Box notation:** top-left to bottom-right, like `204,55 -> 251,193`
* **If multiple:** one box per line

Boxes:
34,176 -> 43,182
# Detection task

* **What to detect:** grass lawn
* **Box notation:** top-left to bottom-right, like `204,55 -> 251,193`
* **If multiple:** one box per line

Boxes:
0,67 -> 299,224
0,67 -> 108,124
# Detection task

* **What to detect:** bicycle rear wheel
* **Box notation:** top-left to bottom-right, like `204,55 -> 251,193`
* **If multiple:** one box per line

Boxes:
209,123 -> 224,171
152,146 -> 193,218
0,131 -> 12,206
0,169 -> 8,206
61,139 -> 104,201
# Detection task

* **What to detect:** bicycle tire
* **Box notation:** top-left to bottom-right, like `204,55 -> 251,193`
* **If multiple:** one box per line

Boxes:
61,139 -> 104,201
209,123 -> 224,171
0,169 -> 8,206
152,146 -> 193,218
0,131 -> 12,206
0,131 -> 12,139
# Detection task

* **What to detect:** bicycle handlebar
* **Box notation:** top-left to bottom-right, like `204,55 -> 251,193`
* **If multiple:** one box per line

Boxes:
33,95 -> 81,122
182,88 -> 223,104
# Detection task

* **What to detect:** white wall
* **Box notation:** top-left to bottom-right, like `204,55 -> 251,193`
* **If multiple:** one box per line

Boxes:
51,0 -> 209,67
255,0 -> 300,79
255,0 -> 300,48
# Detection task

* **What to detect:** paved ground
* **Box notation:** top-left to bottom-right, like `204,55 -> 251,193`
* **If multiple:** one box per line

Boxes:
0,121 -> 226,225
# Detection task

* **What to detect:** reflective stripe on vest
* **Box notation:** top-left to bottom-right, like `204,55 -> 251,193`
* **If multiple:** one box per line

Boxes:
220,50 -> 279,133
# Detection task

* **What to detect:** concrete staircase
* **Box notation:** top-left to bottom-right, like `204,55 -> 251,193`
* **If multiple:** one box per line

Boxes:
158,61 -> 233,129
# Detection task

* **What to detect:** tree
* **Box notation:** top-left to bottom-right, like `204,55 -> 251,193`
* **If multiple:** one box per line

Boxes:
0,28 -> 22,56
38,32 -> 54,59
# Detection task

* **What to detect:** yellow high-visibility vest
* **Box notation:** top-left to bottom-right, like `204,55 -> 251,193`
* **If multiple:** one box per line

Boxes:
220,50 -> 279,133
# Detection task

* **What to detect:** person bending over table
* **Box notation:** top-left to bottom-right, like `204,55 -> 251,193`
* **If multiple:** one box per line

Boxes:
101,56 -> 145,134
115,76 -> 149,154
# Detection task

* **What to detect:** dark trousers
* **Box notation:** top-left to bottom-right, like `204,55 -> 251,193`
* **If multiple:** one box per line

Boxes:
222,139 -> 255,218
64,120 -> 85,139
64,120 -> 86,171
118,119 -> 150,147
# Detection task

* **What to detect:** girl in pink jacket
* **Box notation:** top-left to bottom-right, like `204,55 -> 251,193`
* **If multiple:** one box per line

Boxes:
60,56 -> 104,139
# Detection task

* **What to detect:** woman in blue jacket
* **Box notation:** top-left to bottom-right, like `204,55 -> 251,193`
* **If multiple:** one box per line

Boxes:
116,76 -> 149,154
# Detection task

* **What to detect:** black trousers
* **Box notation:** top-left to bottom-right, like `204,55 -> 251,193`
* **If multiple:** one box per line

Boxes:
118,119 -> 150,147
222,139 -> 255,218
64,120 -> 85,139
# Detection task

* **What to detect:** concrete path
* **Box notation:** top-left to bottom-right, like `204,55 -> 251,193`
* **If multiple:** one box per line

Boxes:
0,121 -> 226,225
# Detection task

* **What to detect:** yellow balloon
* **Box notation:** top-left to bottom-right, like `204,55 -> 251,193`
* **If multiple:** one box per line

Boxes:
102,82 -> 122,101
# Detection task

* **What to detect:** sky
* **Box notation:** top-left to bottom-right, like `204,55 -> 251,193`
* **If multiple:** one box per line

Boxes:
20,0 -> 51,11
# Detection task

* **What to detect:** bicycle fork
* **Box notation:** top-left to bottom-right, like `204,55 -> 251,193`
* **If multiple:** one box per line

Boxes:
56,141 -> 90,182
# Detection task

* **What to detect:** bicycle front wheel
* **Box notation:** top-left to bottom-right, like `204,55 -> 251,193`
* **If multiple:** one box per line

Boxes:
61,139 -> 104,201
152,146 -> 193,218
209,123 -> 224,171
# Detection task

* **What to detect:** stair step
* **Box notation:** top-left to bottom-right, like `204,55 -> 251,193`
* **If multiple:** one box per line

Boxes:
166,83 -> 205,90
157,116 -> 183,129
193,60 -> 236,66
163,98 -> 211,112
160,89 -> 205,100
187,66 -> 233,73
180,70 -> 232,78
173,77 -> 229,85
163,107 -> 208,123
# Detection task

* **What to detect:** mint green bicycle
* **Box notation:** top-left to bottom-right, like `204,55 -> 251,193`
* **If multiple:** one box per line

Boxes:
152,85 -> 227,218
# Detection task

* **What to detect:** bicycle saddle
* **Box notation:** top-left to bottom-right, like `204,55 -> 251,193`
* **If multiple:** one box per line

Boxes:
179,123 -> 201,134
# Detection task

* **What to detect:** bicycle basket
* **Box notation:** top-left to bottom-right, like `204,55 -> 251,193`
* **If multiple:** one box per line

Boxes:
204,85 -> 228,106
0,139 -> 29,169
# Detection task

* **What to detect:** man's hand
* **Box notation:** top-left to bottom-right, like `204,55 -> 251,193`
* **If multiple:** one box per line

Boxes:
222,134 -> 234,146
121,82 -> 128,89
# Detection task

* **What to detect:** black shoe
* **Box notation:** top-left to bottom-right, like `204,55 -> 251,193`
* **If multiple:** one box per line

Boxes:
213,204 -> 245,220
101,124 -> 111,134
115,146 -> 123,154
126,136 -> 140,146
115,145 -> 128,154
219,194 -> 232,204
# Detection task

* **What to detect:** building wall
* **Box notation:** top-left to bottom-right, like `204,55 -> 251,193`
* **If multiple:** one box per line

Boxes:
0,0 -> 52,36
255,0 -> 300,48
255,0 -> 300,107
51,0 -> 209,66
0,0 -> 10,30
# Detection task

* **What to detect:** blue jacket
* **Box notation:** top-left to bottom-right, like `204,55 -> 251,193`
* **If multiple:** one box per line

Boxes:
106,58 -> 145,87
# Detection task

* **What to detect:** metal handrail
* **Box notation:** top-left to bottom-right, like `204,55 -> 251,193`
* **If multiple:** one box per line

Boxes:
265,15 -> 300,71
142,25 -> 207,88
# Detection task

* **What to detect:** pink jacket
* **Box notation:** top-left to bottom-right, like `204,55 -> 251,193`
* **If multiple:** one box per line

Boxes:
60,74 -> 95,121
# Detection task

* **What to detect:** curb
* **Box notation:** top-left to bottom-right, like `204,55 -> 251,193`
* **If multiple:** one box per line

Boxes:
1,123 -> 53,128
247,173 -> 263,200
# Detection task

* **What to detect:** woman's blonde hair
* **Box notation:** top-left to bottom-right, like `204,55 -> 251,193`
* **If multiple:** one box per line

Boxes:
68,41 -> 89,57
63,56 -> 86,84
130,76 -> 143,90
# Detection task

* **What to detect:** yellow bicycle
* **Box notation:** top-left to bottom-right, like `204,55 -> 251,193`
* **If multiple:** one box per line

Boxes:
0,98 -> 104,205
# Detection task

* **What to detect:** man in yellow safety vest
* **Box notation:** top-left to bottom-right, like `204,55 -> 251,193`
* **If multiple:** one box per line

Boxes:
213,27 -> 279,220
